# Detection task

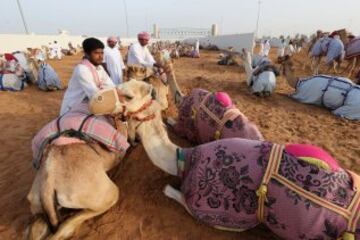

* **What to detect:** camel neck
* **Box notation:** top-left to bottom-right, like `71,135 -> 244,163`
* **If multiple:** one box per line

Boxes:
283,64 -> 298,89
165,66 -> 184,106
137,114 -> 179,176
242,55 -> 254,86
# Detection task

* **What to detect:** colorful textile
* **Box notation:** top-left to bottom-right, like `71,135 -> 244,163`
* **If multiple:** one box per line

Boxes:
285,144 -> 339,171
32,103 -> 129,169
173,88 -> 263,143
326,38 -> 345,64
37,63 -> 62,91
215,92 -> 232,107
107,36 -> 118,43
4,53 -> 17,62
138,32 -> 150,40
311,37 -> 330,57
0,73 -> 25,91
345,37 -> 360,59
178,138 -> 360,239
292,75 -> 360,120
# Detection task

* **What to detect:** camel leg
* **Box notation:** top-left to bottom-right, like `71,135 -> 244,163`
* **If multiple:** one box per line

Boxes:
49,182 -> 119,240
163,185 -> 247,233
49,209 -> 109,240
313,57 -> 321,75
25,215 -> 51,240
348,57 -> 357,78
333,61 -> 339,74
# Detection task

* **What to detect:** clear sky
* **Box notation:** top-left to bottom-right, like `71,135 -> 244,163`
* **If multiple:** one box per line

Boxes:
1,0 -> 359,37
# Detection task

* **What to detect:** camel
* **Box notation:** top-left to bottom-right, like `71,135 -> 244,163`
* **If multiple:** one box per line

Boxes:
307,31 -> 346,75
26,79 -> 155,240
278,55 -> 360,120
92,54 -> 263,144
218,48 -> 239,66
156,51 -> 264,142
240,49 -> 278,97
98,83 -> 360,240
0,52 -> 37,91
341,36 -> 360,78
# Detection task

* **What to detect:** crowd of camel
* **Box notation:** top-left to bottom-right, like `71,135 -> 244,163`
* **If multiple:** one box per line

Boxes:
23,31 -> 360,240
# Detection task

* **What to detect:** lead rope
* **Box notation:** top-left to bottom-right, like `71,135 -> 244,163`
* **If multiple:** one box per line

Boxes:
256,144 -> 284,223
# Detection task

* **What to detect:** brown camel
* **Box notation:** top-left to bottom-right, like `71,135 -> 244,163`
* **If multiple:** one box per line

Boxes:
26,79 -> 154,240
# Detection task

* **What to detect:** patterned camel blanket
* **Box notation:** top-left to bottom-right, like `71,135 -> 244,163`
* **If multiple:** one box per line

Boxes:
32,103 -> 129,169
291,75 -> 360,120
177,138 -> 360,240
0,73 -> 26,91
346,37 -> 360,59
173,88 -> 263,144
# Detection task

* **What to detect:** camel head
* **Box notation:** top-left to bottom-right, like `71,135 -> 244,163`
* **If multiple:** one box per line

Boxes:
127,65 -> 154,80
277,55 -> 295,74
89,79 -> 156,116
126,65 -> 169,111
154,50 -> 173,72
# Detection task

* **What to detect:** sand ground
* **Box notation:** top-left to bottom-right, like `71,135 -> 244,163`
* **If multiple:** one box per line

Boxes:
0,49 -> 359,239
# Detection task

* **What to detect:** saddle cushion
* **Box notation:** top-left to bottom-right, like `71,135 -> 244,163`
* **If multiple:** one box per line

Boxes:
32,103 -> 129,169
285,144 -> 339,171
346,38 -> 360,59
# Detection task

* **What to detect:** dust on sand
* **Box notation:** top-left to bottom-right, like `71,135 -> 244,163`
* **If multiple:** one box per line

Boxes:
0,49 -> 359,239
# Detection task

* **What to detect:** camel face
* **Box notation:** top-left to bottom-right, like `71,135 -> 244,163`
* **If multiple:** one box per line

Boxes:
127,65 -> 169,110
89,79 -> 154,116
127,65 -> 154,80
277,55 -> 295,73
117,79 -> 154,114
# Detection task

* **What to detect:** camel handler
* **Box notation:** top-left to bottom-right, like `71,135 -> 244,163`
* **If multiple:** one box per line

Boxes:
103,36 -> 126,85
60,37 -> 115,115
127,31 -> 161,69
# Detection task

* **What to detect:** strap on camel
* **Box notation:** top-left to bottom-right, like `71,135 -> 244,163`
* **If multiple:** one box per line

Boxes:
256,144 -> 284,223
192,92 -> 241,140
256,144 -> 360,240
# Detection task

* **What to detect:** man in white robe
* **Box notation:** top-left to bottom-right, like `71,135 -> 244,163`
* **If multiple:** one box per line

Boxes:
48,42 -> 56,59
260,40 -> 271,57
103,36 -> 126,85
53,41 -> 63,60
127,32 -> 159,68
60,38 -> 114,115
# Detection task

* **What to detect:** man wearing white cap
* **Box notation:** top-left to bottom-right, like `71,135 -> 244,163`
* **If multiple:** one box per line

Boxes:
127,32 -> 159,68
103,36 -> 126,84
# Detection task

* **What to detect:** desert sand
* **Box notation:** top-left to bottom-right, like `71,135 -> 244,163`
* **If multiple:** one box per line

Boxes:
0,49 -> 359,239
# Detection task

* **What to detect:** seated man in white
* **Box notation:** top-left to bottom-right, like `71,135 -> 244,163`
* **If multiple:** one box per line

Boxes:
127,32 -> 160,68
103,36 -> 126,85
60,37 -> 114,115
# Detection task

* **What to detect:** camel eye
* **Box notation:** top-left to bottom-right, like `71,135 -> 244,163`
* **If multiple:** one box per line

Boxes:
97,96 -> 103,102
124,95 -> 133,100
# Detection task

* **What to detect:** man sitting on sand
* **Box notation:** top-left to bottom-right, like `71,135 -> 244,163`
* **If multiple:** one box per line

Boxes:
60,38 -> 114,115
127,32 -> 160,68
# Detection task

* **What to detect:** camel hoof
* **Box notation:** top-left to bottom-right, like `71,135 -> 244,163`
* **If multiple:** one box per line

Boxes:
25,215 -> 51,240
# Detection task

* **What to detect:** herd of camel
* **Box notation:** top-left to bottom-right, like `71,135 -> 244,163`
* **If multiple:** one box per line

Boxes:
24,45 -> 360,240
